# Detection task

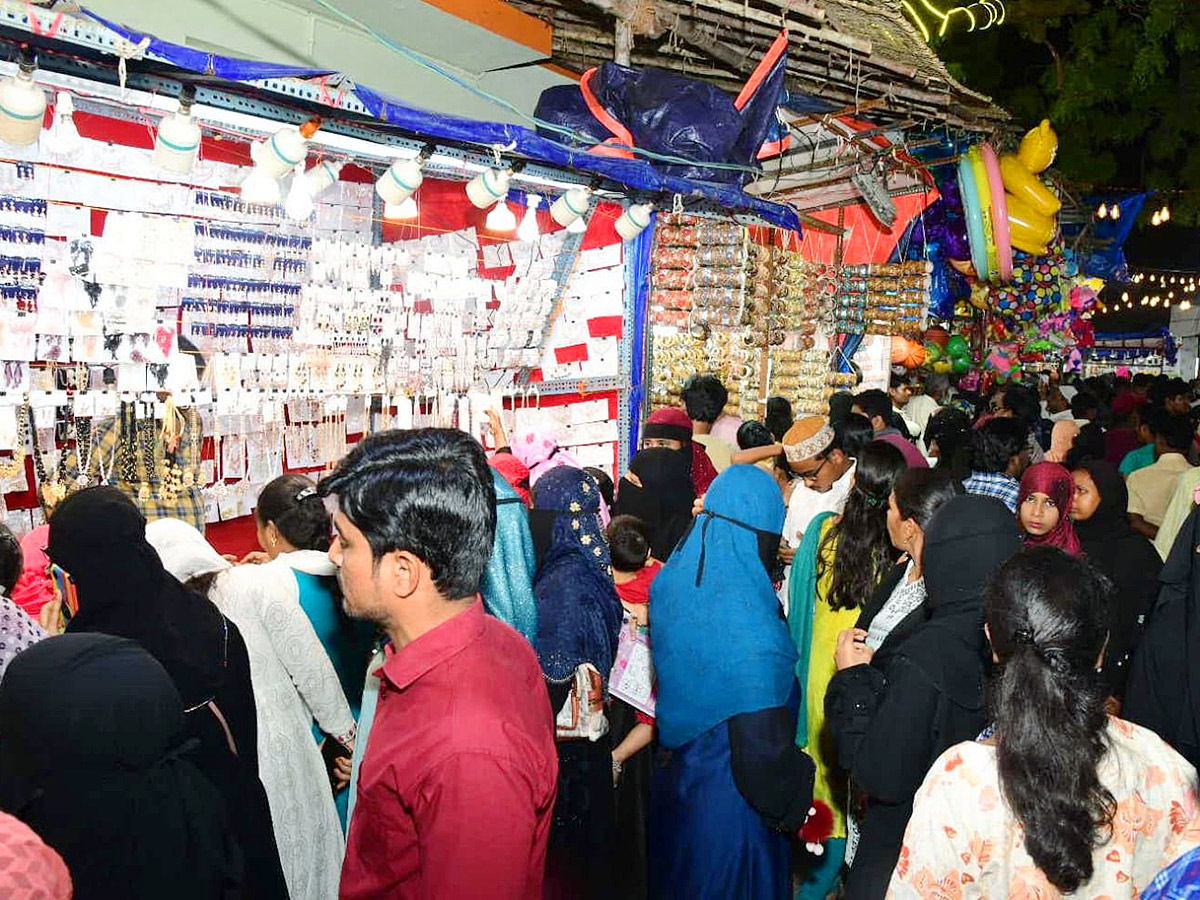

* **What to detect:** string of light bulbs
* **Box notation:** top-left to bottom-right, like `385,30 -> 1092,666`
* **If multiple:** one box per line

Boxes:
1095,201 -> 1170,225
900,0 -> 1006,41
1103,270 -> 1199,314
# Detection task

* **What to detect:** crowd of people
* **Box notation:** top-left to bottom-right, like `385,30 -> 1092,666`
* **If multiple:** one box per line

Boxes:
7,369 -> 1200,898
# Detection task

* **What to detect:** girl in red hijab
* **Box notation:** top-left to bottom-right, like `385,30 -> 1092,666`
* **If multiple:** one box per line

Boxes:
1017,461 -> 1082,555
642,407 -> 719,495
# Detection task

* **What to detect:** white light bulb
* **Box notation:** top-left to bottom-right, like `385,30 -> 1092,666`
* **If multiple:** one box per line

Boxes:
1162,205 -> 1172,222
486,200 -> 516,232
43,92 -> 81,156
615,202 -> 655,241
0,52 -> 46,148
1152,211 -> 1162,226
1122,292 -> 1129,301
241,166 -> 280,205
517,194 -> 541,242
284,171 -> 314,221
1097,202 -> 1108,218
550,186 -> 591,227
383,197 -> 418,220
1111,204 -> 1121,220
467,167 -> 513,209
377,157 -> 424,205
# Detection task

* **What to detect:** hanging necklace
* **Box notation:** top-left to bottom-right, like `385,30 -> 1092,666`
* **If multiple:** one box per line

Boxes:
95,418 -> 117,486
120,402 -> 140,486
74,414 -> 94,489
0,405 -> 28,481
159,396 -> 186,501
136,409 -> 156,502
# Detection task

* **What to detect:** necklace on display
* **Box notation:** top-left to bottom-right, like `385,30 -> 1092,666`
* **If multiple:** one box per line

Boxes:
0,405 -> 28,481
74,415 -> 94,489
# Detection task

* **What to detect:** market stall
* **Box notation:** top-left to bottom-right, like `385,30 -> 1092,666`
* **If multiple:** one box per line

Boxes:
0,1 -> 802,552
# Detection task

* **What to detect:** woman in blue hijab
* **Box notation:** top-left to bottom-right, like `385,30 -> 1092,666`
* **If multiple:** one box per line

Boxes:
532,465 -> 623,900
480,469 -> 539,642
651,464 -> 817,900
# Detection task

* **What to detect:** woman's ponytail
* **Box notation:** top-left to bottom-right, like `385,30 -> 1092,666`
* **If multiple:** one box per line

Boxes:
985,547 -> 1115,893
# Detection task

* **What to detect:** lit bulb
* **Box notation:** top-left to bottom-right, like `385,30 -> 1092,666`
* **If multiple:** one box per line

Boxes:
241,166 -> 280,205
1171,291 -> 1176,298
486,200 -> 516,232
383,197 -> 418,220
1097,202 -> 1108,218
1152,210 -> 1162,226
1162,205 -> 1171,222
1111,204 -> 1121,220
1183,301 -> 1192,311
1172,277 -> 1177,284
1122,292 -> 1129,301
43,92 -> 81,156
284,170 -> 314,221
517,194 -> 541,243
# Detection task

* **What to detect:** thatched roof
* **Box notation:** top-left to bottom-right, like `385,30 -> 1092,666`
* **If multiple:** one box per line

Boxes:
509,0 -> 1006,130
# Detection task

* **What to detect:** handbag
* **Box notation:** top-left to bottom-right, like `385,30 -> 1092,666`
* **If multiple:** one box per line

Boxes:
555,663 -> 609,742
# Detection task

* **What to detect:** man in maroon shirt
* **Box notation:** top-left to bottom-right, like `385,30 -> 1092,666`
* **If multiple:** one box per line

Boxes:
319,428 -> 558,899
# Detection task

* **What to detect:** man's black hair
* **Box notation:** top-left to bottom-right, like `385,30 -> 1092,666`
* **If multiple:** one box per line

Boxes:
970,417 -> 1028,474
680,374 -> 728,424
318,428 -> 496,599
1159,414 -> 1194,453
1070,391 -> 1100,421
737,420 -> 775,450
1001,384 -> 1041,430
854,388 -> 893,424
889,372 -> 911,390
608,515 -> 653,572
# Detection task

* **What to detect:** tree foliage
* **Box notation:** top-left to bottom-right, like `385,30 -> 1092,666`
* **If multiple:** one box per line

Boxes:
937,0 -> 1200,222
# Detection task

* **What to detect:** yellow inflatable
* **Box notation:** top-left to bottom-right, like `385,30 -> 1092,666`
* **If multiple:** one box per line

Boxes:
999,120 -> 1061,255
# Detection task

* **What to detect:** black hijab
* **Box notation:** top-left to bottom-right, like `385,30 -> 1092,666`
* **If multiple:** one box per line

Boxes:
613,447 -> 696,562
890,495 -> 1022,705
48,487 -> 228,709
1125,504 -> 1200,768
0,633 -> 240,899
1074,459 -> 1162,696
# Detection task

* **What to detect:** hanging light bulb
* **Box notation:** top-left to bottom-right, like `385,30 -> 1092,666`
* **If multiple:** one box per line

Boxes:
615,202 -> 655,241
43,92 -> 81,156
1111,203 -> 1121,220
1097,202 -> 1108,219
250,116 -> 321,179
376,144 -> 435,206
1172,276 -> 1177,284
550,185 -> 592,228
1183,300 -> 1192,311
240,165 -> 281,205
154,85 -> 202,174
0,47 -> 46,148
1122,292 -> 1129,301
466,163 -> 523,209
517,194 -> 541,243
486,199 -> 516,232
383,196 -> 419,220
285,165 -> 315,221
1141,297 -> 1149,306
1162,204 -> 1172,222
1152,210 -> 1162,226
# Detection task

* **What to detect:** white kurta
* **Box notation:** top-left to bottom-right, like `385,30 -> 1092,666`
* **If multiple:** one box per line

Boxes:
210,555 -> 355,900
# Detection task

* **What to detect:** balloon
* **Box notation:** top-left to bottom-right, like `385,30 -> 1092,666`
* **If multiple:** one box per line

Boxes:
924,342 -> 943,364
933,359 -> 952,374
951,356 -> 971,375
1001,156 -> 1062,219
947,334 -> 969,357
1017,119 -> 1058,174
924,326 -> 950,348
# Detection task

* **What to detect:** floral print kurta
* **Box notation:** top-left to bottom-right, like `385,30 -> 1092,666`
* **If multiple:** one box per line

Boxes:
888,718 -> 1200,898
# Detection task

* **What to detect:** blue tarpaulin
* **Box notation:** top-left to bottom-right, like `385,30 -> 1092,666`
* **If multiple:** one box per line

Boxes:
80,7 -> 801,232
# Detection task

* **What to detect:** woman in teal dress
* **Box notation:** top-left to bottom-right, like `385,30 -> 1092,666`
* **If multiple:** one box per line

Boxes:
253,473 -> 376,830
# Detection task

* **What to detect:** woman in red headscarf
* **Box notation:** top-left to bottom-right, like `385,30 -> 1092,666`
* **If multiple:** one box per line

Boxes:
1017,461 -> 1081,555
642,408 -> 719,495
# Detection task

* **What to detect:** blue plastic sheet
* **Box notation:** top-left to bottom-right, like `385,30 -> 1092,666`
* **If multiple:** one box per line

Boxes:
624,215 -> 655,458
1061,192 -> 1147,281
80,6 -> 801,232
